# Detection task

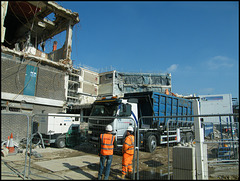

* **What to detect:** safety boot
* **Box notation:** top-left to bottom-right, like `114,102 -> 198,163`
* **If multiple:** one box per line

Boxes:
117,174 -> 125,180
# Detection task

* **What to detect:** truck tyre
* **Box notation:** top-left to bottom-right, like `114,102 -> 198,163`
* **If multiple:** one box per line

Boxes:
56,137 -> 66,148
180,133 -> 186,145
146,135 -> 157,153
186,132 -> 193,143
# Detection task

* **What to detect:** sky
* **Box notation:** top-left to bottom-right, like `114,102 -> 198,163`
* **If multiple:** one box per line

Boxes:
48,1 -> 239,101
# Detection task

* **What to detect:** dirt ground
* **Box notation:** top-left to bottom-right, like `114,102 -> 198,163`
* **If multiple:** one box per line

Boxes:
2,142 -> 239,180
77,143 -> 238,180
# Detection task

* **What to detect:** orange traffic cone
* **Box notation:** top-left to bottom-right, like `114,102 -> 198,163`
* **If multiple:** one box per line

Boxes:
6,136 -> 10,149
8,133 -> 15,153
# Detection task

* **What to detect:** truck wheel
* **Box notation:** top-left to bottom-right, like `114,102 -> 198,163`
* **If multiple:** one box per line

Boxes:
56,138 -> 66,148
180,133 -> 186,145
146,135 -> 157,153
186,132 -> 193,143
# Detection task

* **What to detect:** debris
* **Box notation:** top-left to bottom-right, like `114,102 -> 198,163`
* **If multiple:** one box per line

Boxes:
27,150 -> 42,158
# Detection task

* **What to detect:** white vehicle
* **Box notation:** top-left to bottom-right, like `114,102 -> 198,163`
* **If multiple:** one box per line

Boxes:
88,96 -> 137,148
34,113 -> 80,148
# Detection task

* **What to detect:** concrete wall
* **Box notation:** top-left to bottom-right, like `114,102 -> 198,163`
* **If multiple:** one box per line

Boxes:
173,146 -> 196,180
79,67 -> 98,97
1,53 -> 27,94
36,64 -> 65,100
1,52 -> 66,101
1,52 -> 66,115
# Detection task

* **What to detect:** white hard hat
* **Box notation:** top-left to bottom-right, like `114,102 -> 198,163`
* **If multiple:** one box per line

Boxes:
127,126 -> 134,132
106,125 -> 113,132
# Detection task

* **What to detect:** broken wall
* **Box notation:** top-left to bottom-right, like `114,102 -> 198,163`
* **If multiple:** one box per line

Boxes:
80,68 -> 98,97
48,46 -> 66,62
98,71 -> 114,96
66,67 -> 98,107
98,71 -> 172,97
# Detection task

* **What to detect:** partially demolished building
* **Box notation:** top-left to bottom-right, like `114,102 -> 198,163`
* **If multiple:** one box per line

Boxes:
1,1 -> 171,117
2,1 -> 88,114
98,71 -> 171,97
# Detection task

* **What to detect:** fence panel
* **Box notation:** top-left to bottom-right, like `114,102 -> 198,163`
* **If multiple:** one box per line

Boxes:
137,113 -> 239,180
2,112 -> 238,180
27,114 -> 137,180
1,112 -> 31,179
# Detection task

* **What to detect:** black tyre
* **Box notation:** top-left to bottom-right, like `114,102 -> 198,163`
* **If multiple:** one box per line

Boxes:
186,132 -> 193,143
146,135 -> 157,153
56,137 -> 66,148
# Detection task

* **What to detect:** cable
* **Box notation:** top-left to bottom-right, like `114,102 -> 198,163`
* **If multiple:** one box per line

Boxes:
8,2 -> 31,30
16,2 -> 31,25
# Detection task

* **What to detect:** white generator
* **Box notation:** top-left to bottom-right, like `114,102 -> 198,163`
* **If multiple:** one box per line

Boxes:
35,113 -> 80,148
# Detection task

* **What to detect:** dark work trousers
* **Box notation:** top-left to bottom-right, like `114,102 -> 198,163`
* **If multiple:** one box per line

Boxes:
98,154 -> 113,180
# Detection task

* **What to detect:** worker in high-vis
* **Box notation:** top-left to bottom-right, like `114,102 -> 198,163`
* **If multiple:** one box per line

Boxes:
98,124 -> 116,180
117,126 -> 135,180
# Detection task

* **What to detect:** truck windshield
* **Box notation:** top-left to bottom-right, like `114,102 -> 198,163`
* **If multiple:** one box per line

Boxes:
90,104 -> 118,116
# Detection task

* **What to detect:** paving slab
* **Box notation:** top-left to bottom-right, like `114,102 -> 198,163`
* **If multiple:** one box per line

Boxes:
34,155 -> 99,172
1,153 -> 26,162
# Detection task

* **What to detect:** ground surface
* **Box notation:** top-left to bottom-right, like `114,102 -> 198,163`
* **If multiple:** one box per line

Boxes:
1,142 -> 239,180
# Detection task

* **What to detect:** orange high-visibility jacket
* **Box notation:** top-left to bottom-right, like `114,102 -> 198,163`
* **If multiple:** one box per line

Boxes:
100,133 -> 115,155
123,135 -> 134,155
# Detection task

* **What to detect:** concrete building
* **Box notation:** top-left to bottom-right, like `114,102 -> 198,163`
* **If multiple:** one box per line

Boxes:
1,1 -> 171,141
1,1 -> 80,115
98,71 -> 171,97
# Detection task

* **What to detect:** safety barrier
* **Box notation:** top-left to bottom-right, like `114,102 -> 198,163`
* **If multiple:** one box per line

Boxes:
137,113 -> 239,180
1,112 -> 238,180
27,114 -> 137,180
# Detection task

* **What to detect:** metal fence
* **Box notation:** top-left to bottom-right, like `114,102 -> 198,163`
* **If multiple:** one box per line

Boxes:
1,112 -> 31,179
137,113 -> 239,180
27,114 -> 137,180
1,112 -> 239,180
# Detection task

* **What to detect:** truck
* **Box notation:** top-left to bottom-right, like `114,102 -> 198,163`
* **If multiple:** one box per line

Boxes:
33,113 -> 81,148
88,91 -> 196,153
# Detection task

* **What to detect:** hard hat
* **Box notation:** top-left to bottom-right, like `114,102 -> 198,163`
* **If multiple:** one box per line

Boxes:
106,125 -> 113,132
127,126 -> 134,132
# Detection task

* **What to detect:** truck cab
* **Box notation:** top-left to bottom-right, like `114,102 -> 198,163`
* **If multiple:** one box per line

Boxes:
88,96 -> 137,148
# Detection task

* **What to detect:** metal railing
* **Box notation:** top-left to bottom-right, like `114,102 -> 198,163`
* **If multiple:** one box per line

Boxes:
137,113 -> 239,180
1,112 -> 238,180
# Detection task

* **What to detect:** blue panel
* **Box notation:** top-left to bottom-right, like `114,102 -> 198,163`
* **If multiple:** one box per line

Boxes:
201,96 -> 223,101
203,123 -> 214,137
157,92 -> 194,124
125,91 -> 194,127
23,65 -> 38,96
